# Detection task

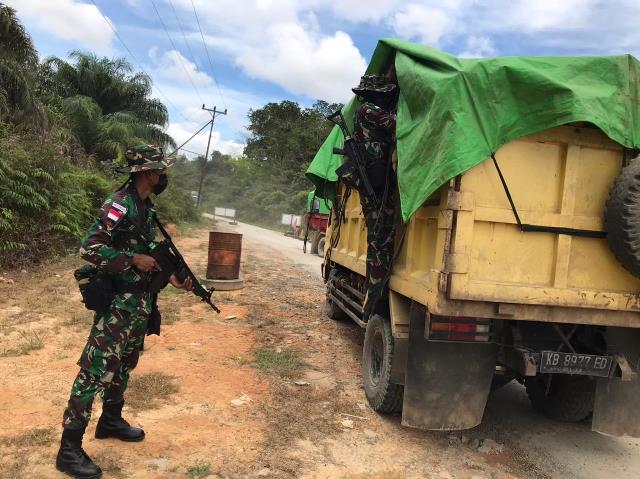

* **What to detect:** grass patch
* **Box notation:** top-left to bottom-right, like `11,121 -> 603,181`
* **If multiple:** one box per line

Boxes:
0,329 -> 45,357
0,454 -> 28,479
252,348 -> 303,375
91,452 -> 126,479
187,460 -> 211,478
160,285 -> 183,297
126,372 -> 179,411
18,329 -> 44,354
0,427 -> 55,448
64,310 -> 93,328
161,311 -> 179,325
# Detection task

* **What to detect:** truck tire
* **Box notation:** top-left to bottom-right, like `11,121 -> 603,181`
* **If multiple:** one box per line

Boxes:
490,375 -> 513,392
605,157 -> 640,276
325,294 -> 348,321
310,230 -> 320,255
317,235 -> 326,257
525,375 -> 595,422
362,314 -> 404,413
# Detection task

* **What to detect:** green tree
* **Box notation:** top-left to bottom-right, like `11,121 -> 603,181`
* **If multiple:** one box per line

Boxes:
173,99 -> 343,228
0,3 -> 44,128
42,52 -> 175,160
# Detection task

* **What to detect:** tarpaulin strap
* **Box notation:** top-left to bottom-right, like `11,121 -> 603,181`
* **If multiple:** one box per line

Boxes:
491,153 -> 607,239
323,186 -> 351,282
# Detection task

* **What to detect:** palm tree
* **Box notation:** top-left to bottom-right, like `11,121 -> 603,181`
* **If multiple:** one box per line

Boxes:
0,3 -> 44,128
43,52 -> 175,160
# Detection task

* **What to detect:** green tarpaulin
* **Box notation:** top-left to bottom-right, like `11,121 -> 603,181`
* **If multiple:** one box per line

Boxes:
306,38 -> 640,222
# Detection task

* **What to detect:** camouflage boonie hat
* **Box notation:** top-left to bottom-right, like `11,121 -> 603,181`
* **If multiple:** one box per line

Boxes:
352,74 -> 397,95
119,144 -> 173,173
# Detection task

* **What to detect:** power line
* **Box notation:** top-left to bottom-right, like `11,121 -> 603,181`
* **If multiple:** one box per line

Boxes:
168,0 -> 200,74
166,118 -> 213,156
149,0 -> 206,106
178,147 -> 205,157
88,0 -> 194,124
190,0 -> 227,109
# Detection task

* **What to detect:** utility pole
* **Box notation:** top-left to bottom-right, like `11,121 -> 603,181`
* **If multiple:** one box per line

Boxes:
196,104 -> 227,207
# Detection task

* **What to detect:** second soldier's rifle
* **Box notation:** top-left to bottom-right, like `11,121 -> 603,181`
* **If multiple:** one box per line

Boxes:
327,110 -> 378,208
126,216 -> 220,313
148,218 -> 221,313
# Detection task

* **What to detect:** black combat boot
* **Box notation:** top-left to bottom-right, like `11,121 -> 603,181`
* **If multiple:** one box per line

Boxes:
95,400 -> 145,441
56,427 -> 102,479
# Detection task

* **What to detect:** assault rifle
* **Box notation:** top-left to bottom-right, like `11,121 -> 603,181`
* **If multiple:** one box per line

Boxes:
327,110 -> 378,207
147,218 -> 220,313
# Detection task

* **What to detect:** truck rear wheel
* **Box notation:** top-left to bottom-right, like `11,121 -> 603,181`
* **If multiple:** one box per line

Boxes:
362,314 -> 403,413
317,235 -> 326,257
325,294 -> 347,321
310,230 -> 320,255
525,375 -> 595,422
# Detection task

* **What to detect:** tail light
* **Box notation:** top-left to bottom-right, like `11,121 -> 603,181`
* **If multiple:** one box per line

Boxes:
427,315 -> 491,342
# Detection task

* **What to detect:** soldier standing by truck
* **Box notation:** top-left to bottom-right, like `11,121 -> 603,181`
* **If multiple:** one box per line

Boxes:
56,145 -> 192,479
350,74 -> 399,320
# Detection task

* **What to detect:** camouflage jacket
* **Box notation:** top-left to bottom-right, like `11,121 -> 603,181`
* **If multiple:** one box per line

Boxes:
353,102 -> 396,165
80,185 -> 156,284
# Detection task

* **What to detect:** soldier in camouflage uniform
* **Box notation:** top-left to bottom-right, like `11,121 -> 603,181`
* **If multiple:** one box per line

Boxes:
351,74 -> 398,320
56,145 -> 192,479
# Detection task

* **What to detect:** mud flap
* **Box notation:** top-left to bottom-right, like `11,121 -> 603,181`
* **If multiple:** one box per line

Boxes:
593,327 -> 640,437
401,303 -> 497,430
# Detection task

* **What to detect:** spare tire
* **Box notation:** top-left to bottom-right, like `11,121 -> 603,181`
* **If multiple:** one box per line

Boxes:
605,157 -> 640,277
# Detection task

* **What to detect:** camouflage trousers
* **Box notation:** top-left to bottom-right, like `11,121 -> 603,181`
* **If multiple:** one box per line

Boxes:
362,188 -> 397,320
62,292 -> 151,430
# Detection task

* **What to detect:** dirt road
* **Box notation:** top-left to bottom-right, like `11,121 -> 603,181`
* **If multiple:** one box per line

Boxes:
0,221 -> 636,478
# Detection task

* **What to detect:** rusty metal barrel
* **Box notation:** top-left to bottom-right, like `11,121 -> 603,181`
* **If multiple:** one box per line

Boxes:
206,232 -> 242,280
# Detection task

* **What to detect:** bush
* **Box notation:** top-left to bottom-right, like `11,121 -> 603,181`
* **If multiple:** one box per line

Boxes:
0,125 -> 202,269
0,127 -> 113,267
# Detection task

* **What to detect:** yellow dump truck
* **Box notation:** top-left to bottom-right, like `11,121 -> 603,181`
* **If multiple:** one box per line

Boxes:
307,39 -> 640,437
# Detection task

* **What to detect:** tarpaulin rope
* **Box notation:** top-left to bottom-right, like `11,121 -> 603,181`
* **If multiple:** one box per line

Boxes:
491,153 -> 607,239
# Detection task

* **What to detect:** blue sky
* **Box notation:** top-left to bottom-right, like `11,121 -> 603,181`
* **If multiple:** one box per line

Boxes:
8,0 -> 640,157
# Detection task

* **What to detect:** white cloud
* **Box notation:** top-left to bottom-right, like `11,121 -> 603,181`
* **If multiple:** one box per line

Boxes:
458,36 -> 496,58
150,75 -> 271,159
381,0 -> 640,59
149,48 -> 212,87
5,0 -> 114,53
325,0 -> 401,23
237,26 -> 366,102
499,0 -> 592,31
166,121 -> 244,158
174,0 -> 367,101
390,3 -> 457,47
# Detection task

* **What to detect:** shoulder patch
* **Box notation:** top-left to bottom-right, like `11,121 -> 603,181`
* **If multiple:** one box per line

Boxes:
111,202 -> 127,214
98,197 -> 129,231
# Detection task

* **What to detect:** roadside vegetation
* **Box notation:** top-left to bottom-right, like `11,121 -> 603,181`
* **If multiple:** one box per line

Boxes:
0,4 -> 196,269
252,347 -> 304,375
126,372 -> 180,411
0,4 -> 338,268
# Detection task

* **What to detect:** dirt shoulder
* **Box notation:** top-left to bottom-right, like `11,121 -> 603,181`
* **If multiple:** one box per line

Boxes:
1,223 -> 543,479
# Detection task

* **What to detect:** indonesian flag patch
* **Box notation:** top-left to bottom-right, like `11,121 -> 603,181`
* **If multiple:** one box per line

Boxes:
105,202 -> 127,228
107,208 -> 123,222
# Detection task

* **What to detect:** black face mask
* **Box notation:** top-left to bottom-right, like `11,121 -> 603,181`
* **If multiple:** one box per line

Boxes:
153,174 -> 168,195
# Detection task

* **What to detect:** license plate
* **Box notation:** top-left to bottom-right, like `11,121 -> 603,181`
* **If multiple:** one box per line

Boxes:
539,351 -> 613,377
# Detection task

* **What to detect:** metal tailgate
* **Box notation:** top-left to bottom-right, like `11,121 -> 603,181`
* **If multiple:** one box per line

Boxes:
448,126 -> 640,313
